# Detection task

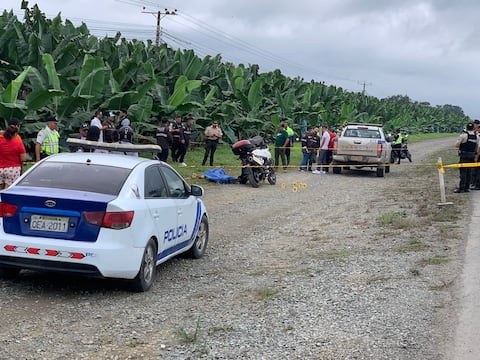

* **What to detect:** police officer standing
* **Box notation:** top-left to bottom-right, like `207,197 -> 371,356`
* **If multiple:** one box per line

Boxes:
178,117 -> 194,166
156,118 -> 173,162
455,122 -> 478,193
35,116 -> 60,161
170,115 -> 184,163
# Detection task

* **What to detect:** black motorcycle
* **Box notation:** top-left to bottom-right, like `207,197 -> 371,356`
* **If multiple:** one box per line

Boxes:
390,139 -> 412,164
232,136 -> 276,188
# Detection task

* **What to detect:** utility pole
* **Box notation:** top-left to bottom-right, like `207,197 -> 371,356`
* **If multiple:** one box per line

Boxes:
358,80 -> 372,96
142,7 -> 177,46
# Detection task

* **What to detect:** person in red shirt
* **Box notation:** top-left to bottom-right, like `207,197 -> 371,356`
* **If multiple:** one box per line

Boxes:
326,127 -> 337,172
0,118 -> 26,189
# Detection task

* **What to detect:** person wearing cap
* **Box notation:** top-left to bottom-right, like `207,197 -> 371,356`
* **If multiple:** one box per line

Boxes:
0,118 -> 26,189
35,115 -> 60,161
103,112 -> 118,143
170,115 -> 184,163
454,122 -> 478,193
178,116 -> 194,166
71,123 -> 89,152
202,120 -> 223,166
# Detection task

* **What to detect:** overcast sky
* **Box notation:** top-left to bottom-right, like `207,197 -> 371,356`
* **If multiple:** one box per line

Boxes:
2,0 -> 479,119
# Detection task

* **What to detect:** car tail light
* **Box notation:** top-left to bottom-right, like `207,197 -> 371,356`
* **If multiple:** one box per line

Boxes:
377,142 -> 383,157
84,211 -> 134,229
0,202 -> 19,217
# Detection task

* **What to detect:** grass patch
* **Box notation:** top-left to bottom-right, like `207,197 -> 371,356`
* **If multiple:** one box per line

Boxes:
395,239 -> 428,253
252,287 -> 280,301
429,280 -> 454,291
366,275 -> 390,285
125,337 -> 145,348
377,211 -> 418,229
174,318 -> 201,344
416,255 -> 450,266
432,206 -> 462,222
209,325 -> 235,334
313,249 -> 351,260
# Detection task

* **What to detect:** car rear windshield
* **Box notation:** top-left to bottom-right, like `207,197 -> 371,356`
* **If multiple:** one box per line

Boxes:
344,129 -> 381,139
17,162 -> 131,195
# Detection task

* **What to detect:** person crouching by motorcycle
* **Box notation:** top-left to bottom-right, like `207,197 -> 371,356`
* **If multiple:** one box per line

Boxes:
299,127 -> 320,172
454,122 -> 478,193
391,129 -> 403,164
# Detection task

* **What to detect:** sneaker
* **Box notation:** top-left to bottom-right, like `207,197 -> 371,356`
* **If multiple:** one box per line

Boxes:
321,171 -> 327,174
180,162 -> 187,167
312,170 -> 322,174
298,169 -> 306,172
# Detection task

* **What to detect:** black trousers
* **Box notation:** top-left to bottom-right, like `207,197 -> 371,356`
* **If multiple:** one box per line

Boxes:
459,153 -> 475,191
171,141 -> 181,162
202,140 -> 218,166
178,141 -> 189,163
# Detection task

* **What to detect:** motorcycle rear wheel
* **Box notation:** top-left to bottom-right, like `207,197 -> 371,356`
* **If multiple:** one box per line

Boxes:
247,168 -> 260,188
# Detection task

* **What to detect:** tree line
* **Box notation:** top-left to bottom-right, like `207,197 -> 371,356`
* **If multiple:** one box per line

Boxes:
0,4 -> 470,149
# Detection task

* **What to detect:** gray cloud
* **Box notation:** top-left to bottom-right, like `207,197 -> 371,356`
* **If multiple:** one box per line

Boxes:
2,0 -> 479,117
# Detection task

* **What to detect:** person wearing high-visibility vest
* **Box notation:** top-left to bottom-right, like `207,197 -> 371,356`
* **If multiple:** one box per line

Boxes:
391,129 -> 403,164
35,115 -> 60,162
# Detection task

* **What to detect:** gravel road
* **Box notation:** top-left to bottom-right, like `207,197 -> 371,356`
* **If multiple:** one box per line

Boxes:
0,137 -> 468,359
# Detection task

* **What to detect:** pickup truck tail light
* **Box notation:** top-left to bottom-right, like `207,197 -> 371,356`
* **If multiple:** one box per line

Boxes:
84,211 -> 134,229
377,142 -> 383,158
333,138 -> 338,154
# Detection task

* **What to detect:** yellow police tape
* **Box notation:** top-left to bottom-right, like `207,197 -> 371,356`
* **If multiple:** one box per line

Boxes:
437,161 -> 480,174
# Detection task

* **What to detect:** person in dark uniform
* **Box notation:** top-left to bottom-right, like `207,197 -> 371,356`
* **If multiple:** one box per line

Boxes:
156,118 -> 173,162
103,112 -> 118,143
178,116 -> 194,166
455,122 -> 478,193
170,115 -> 184,163
299,127 -> 320,171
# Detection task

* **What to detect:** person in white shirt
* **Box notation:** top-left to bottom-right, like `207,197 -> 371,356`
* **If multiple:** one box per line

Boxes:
313,125 -> 331,174
90,110 -> 107,143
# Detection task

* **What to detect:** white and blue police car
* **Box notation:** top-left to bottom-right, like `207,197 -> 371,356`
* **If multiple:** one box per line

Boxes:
0,142 -> 208,292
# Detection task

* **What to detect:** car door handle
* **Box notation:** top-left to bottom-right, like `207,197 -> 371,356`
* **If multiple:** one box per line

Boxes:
177,209 -> 183,215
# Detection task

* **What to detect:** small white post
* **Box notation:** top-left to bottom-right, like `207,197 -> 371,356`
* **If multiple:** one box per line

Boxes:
438,157 -> 453,206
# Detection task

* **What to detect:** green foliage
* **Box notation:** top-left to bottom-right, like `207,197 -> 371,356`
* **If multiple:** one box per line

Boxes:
0,4 -> 470,148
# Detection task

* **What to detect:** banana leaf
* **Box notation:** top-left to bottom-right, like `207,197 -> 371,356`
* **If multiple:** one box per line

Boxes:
2,66 -> 31,104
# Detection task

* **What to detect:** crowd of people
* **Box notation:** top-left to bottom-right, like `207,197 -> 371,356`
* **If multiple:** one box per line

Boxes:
16,111 -> 223,167
5,113 -> 480,194
273,122 -> 338,174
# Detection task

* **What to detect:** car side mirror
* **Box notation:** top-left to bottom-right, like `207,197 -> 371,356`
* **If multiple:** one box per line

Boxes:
191,184 -> 204,197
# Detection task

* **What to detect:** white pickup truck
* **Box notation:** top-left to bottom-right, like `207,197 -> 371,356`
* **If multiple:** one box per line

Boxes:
332,123 -> 391,177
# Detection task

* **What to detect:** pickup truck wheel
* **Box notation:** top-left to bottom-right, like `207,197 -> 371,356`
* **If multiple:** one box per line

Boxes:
376,167 -> 385,177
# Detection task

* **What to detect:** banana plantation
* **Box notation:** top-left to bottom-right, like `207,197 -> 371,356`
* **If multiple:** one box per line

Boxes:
0,4 -> 470,149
